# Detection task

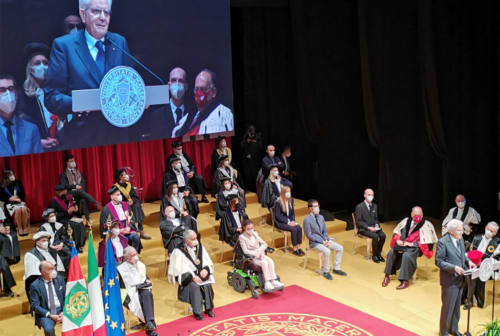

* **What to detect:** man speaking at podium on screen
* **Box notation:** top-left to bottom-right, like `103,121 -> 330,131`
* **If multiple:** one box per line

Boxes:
44,0 -> 132,149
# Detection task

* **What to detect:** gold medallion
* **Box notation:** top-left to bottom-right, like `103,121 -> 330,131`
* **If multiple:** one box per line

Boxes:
194,259 -> 200,265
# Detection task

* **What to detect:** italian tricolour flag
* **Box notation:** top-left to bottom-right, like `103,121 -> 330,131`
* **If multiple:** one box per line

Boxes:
88,232 -> 107,336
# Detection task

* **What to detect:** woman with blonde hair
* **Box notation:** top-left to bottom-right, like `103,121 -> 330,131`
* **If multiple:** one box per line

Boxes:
273,185 -> 304,256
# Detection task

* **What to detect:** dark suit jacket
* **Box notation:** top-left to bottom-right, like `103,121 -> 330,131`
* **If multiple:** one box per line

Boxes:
436,234 -> 469,287
261,155 -> 285,178
145,102 -> 195,140
273,199 -> 295,226
44,29 -> 132,148
59,169 -> 87,191
29,275 -> 66,325
0,115 -> 43,157
160,216 -> 196,253
18,90 -> 61,142
354,201 -> 379,232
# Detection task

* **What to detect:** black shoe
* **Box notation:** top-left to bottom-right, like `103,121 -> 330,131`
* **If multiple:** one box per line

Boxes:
333,270 -> 347,276
2,289 -> 14,297
147,331 -> 159,336
205,309 -> 215,318
293,250 -> 304,257
265,247 -> 275,254
378,255 -> 385,262
372,256 -> 380,263
201,196 -> 209,203
323,272 -> 333,280
194,313 -> 203,320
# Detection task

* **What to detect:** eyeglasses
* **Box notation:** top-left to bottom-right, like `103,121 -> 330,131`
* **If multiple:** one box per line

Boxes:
87,7 -> 111,17
0,86 -> 15,94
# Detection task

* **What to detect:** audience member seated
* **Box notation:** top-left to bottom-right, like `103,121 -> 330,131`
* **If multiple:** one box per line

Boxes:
48,184 -> 86,252
280,145 -> 295,182
239,124 -> 262,191
273,186 -> 304,256
183,186 -> 199,219
160,180 -> 187,221
162,157 -> 188,198
304,199 -> 347,280
0,169 -> 30,236
382,206 -> 438,290
0,209 -> 17,297
219,194 -> 248,247
261,144 -> 285,178
38,208 -> 72,269
354,188 -> 386,263
100,186 -> 142,254
117,247 -> 159,336
261,165 -> 292,210
211,136 -> 234,173
462,221 -> 500,310
98,221 -> 128,267
238,220 -> 284,292
59,154 -> 102,223
215,178 -> 241,220
442,194 -> 481,244
29,261 -> 65,336
24,231 -> 65,302
213,155 -> 245,208
115,168 -> 150,240
167,141 -> 209,203
160,206 -> 198,254
168,230 -> 215,320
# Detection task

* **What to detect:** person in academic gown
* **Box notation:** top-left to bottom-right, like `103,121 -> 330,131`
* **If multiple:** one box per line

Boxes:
114,168 -> 150,240
218,194 -> 248,247
442,194 -> 481,244
213,155 -> 245,209
182,186 -> 199,219
162,156 -> 189,199
382,206 -> 438,290
0,169 -> 30,236
239,124 -> 262,192
215,178 -> 240,221
261,165 -> 292,210
97,221 -> 128,267
168,229 -> 215,320
100,186 -> 142,253
160,206 -> 198,254
117,247 -> 159,336
48,184 -> 86,252
160,180 -> 186,221
38,208 -> 72,270
0,210 -> 17,297
211,136 -> 244,189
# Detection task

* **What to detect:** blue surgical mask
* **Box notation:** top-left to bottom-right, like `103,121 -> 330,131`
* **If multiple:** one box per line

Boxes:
170,82 -> 185,100
32,64 -> 48,80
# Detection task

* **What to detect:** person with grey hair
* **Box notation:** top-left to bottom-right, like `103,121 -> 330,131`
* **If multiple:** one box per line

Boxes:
44,0 -> 133,148
168,229 -> 215,320
117,246 -> 159,336
442,194 -> 481,242
436,219 -> 476,336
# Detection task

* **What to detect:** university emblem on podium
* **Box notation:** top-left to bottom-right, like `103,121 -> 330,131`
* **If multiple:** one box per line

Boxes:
100,66 -> 146,127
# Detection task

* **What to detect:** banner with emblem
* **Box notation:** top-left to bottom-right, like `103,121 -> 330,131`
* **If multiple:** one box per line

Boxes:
103,238 -> 126,335
62,247 -> 93,336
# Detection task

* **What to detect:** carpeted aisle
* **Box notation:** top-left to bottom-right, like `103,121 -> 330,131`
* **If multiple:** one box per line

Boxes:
129,285 -> 418,336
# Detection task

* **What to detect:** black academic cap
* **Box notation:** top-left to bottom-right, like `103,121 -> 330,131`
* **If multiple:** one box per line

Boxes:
226,194 -> 238,201
55,184 -> 67,191
24,42 -> 50,62
107,185 -> 120,195
172,141 -> 183,148
215,136 -> 225,144
217,155 -> 229,166
42,208 -> 55,218
184,186 -> 193,193
165,180 -> 177,188
114,168 -> 126,181
268,163 -> 279,169
169,156 -> 181,165
220,176 -> 231,182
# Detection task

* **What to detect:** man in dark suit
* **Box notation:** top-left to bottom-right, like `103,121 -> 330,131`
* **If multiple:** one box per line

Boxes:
160,206 -> 197,254
354,188 -> 386,263
436,219 -> 476,336
44,0 -> 133,149
29,260 -> 66,336
0,74 -> 43,157
261,144 -> 285,178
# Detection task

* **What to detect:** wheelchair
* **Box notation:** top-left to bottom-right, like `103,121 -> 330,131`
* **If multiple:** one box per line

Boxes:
227,240 -> 283,299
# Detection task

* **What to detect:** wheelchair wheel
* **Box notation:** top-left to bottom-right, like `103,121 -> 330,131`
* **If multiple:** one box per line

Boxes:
232,272 -> 247,293
227,272 -> 233,286
257,273 -> 266,289
248,280 -> 259,299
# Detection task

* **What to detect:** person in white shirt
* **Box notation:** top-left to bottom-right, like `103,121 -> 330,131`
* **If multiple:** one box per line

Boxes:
442,194 -> 481,242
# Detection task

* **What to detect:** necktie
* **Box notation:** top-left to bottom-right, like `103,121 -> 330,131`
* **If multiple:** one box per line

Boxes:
95,40 -> 105,74
175,108 -> 182,124
49,115 -> 58,138
47,281 -> 57,315
4,120 -> 15,153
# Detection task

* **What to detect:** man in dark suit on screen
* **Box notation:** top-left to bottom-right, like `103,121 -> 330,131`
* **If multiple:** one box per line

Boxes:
44,0 -> 132,149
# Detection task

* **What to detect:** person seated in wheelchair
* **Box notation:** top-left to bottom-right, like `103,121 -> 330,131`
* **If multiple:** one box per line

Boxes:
237,220 -> 284,292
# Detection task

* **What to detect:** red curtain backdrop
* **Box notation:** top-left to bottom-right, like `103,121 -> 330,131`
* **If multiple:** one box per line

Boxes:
0,137 -> 230,222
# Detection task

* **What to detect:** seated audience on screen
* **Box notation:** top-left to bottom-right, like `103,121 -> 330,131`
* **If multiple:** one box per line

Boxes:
0,74 -> 43,156
382,206 -> 438,290
19,42 -> 61,151
354,188 -> 386,263
185,69 -> 233,136
38,208 -> 72,270
167,141 -> 209,203
160,180 -> 187,220
213,154 -> 245,208
0,208 -> 17,297
60,154 -> 102,223
304,199 -> 346,279
160,206 -> 198,254
273,186 -> 304,256
183,186 -> 199,219
117,247 -> 159,336
219,194 -> 248,247
238,220 -> 284,292
29,260 -> 65,336
0,169 -> 30,236
98,220 -> 128,267
261,165 -> 292,209
442,194 -> 481,244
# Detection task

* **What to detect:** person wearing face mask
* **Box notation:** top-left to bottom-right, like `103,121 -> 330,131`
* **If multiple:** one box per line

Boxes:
185,69 -> 233,136
273,186 -> 304,256
160,206 -> 198,254
0,74 -> 43,157
0,207 -> 17,298
354,188 -> 386,263
261,145 -> 285,179
117,247 -> 159,336
183,186 -> 200,219
29,260 -> 66,336
442,194 -> 481,243
215,177 -> 243,220
48,184 -> 87,252
24,232 -> 65,304
218,194 -> 249,247
261,165 -> 292,210
62,15 -> 83,35
166,141 -> 209,203
100,186 -> 142,253
240,124 -> 262,191
213,155 -> 245,209
280,145 -> 295,181
160,180 -> 187,220
382,206 -> 438,290
211,136 -> 239,176
38,208 -> 72,270
168,230 -> 215,320
18,42 -> 62,151
304,200 -> 347,280
162,157 -> 189,200
461,221 -> 500,310
97,221 -> 128,267
0,169 -> 30,236
114,168 -> 150,240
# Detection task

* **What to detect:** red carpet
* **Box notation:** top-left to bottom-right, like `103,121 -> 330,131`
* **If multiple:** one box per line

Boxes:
129,285 -> 418,336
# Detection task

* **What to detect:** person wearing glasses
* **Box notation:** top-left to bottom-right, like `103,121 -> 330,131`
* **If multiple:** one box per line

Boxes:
44,0 -> 133,149
0,74 -> 43,157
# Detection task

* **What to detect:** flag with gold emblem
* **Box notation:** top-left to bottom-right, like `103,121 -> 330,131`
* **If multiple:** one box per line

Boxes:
103,238 -> 126,335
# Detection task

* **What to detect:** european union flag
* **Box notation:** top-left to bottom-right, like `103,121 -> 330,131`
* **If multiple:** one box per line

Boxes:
103,238 -> 126,335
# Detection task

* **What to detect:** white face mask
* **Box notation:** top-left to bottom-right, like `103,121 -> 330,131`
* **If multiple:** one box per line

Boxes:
224,183 -> 231,190
69,161 -> 76,168
245,228 -> 254,235
39,241 -> 49,250
312,206 -> 320,215
273,170 -> 279,177
175,163 -> 182,170
268,151 -> 275,157
172,188 -> 178,194
485,230 -> 493,239
48,216 -> 56,223
49,270 -> 57,279
32,64 -> 48,80
123,174 -> 130,182
170,82 -> 185,100
285,192 -> 291,199
114,194 -> 123,203
286,153 -> 291,158
457,201 -> 466,209
0,91 -> 16,115
132,255 -> 139,264
190,240 -> 199,247
168,211 -> 176,219
8,175 -> 15,182
366,195 -> 374,202
220,141 -> 227,148
111,228 -> 120,236
175,149 -> 182,155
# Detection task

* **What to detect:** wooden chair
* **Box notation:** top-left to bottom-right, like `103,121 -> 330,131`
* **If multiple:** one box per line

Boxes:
352,213 -> 372,260
303,238 -> 324,275
270,208 -> 288,254
164,249 -> 169,277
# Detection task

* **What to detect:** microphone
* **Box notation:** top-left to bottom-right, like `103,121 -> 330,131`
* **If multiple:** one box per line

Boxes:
107,36 -> 165,85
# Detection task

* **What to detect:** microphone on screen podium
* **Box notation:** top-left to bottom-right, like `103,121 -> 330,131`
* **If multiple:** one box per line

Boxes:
106,36 -> 165,85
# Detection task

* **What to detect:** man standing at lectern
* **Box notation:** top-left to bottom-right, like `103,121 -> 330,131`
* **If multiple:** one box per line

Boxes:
44,0 -> 132,148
